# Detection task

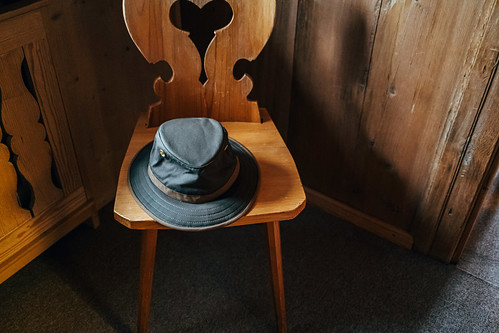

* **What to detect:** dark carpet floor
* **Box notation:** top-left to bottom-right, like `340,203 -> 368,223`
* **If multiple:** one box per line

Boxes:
0,204 -> 498,332
458,172 -> 499,289
458,204 -> 499,288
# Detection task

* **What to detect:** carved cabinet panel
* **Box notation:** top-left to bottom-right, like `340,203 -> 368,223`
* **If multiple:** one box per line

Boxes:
0,1 -> 97,283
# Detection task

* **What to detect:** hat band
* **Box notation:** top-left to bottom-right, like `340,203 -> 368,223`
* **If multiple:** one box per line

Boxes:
147,157 -> 240,204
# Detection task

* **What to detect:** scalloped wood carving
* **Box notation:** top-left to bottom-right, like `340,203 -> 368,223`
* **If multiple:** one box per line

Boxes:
0,48 -> 62,216
123,0 -> 276,126
0,125 -> 32,237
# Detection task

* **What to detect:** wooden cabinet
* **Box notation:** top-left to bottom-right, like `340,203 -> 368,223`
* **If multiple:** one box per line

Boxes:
0,1 -> 98,284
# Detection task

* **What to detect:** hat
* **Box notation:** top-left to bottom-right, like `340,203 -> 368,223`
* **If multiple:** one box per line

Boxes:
128,117 -> 259,231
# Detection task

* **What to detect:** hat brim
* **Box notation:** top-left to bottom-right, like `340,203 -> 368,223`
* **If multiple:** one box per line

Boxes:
128,138 -> 259,231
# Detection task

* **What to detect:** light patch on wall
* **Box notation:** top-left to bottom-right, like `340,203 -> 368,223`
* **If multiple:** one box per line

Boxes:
388,0 -> 399,11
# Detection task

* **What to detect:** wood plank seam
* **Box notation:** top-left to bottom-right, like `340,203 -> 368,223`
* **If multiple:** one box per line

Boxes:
453,140 -> 499,262
429,51 -> 499,257
359,0 -> 383,119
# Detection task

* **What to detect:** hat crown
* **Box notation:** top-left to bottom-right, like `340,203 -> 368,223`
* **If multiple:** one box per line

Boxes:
148,117 -> 239,201
157,118 -> 224,168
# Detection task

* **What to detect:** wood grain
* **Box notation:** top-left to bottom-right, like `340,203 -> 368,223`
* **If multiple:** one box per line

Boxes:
0,127 -> 32,237
401,0 -> 499,255
0,47 -> 63,215
0,8 -> 45,54
0,188 -> 92,284
124,0 -> 275,125
267,221 -> 287,333
42,0 -> 169,208
249,0 -> 298,139
114,109 -> 306,229
0,187 -> 87,262
137,229 -> 158,333
289,0 -> 498,257
0,2 -> 97,284
362,0 -> 497,233
23,39 -> 83,195
452,143 -> 499,263
202,0 -> 275,122
289,0 -> 383,224
0,0 -> 47,20
429,10 -> 499,261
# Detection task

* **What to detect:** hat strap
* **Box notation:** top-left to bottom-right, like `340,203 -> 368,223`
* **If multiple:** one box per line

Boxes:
147,157 -> 240,204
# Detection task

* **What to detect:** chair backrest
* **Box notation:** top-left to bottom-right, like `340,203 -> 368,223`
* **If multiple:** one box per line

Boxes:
123,0 -> 276,126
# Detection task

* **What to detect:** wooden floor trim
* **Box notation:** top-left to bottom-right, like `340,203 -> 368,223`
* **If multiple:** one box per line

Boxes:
305,187 -> 414,249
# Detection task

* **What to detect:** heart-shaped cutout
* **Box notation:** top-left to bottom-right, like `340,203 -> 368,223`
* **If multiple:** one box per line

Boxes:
170,0 -> 233,83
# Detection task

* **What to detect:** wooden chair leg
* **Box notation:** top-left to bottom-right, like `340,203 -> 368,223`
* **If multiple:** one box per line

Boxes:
138,230 -> 158,333
266,221 -> 287,333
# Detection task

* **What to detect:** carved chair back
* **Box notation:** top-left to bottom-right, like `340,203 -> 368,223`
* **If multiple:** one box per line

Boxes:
123,0 -> 276,126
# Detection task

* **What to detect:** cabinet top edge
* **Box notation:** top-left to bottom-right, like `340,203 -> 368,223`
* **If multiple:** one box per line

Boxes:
0,0 -> 48,22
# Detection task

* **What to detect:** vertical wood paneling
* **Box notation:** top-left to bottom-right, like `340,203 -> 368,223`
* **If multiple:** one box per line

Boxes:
0,47 -> 63,215
290,0 -> 498,251
362,0 -> 496,231
412,1 -> 499,255
289,0 -> 384,220
428,4 -> 499,260
42,0 -> 159,208
250,0 -> 299,139
453,149 -> 499,262
24,39 -> 83,195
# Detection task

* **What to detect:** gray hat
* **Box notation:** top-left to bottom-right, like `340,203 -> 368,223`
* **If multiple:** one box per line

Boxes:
128,118 -> 259,231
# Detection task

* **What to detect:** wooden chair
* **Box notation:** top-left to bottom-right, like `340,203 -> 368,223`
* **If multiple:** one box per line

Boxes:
114,0 -> 306,332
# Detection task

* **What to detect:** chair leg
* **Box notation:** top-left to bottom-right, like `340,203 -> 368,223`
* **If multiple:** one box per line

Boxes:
266,221 -> 287,333
138,230 -> 158,333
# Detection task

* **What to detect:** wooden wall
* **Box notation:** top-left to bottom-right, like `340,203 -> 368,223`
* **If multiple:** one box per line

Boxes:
34,0 -> 498,261
41,0 -> 158,209
289,0 -> 499,261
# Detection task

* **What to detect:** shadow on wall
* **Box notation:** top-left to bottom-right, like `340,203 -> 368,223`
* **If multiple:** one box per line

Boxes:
288,5 -> 419,231
43,0 -> 162,208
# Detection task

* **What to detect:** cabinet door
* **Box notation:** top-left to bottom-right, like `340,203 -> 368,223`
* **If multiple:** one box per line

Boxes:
0,2 -> 97,283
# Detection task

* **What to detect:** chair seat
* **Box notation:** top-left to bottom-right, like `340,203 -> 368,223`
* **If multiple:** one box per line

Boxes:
114,108 -> 306,230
